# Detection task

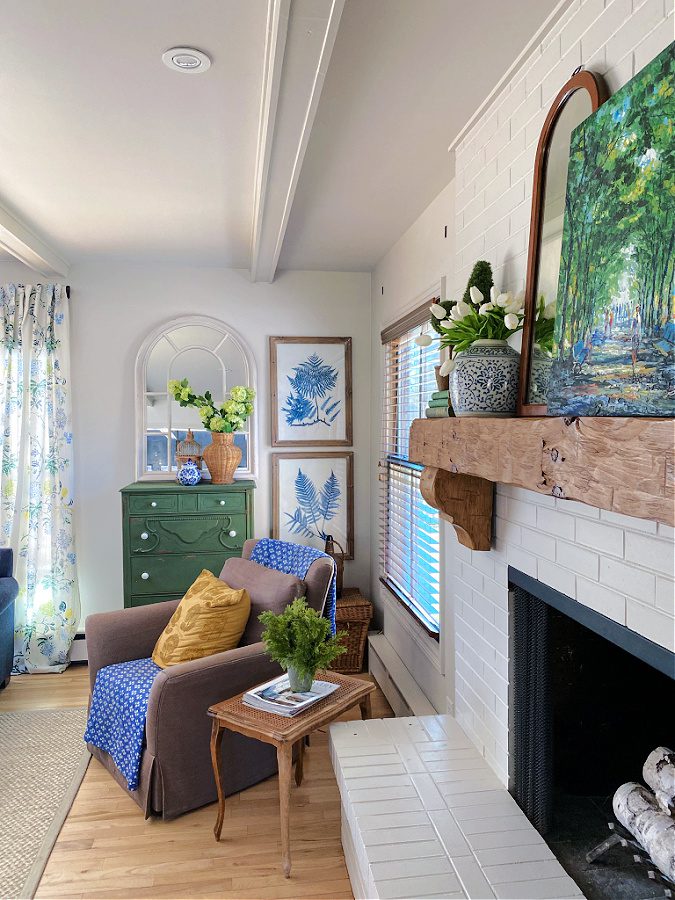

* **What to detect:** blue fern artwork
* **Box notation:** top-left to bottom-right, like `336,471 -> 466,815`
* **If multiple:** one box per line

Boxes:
285,467 -> 341,542
283,353 -> 341,428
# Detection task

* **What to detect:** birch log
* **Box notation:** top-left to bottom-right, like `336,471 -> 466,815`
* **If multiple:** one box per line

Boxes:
613,782 -> 675,881
643,747 -> 675,815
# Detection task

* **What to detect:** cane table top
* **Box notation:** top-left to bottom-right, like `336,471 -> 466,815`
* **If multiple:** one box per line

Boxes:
208,671 -> 374,745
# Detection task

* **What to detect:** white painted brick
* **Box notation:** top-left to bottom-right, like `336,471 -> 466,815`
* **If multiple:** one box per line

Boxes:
473,158 -> 499,195
625,532 -> 674,577
606,0 -> 665,63
537,560 -> 577,598
483,575 -> 509,609
658,522 -> 675,540
483,619 -> 509,658
559,0 -> 605,53
655,577 -> 675,615
556,540 -> 600,579
485,216 -> 511,253
556,498 -> 600,519
472,591 -> 497,626
510,85 -> 543,137
485,179 -> 526,223
509,196 -> 532,234
510,144 -> 538,186
493,606 -> 508,637
576,518 -> 624,557
461,562 -> 485,592
482,662 -> 509,705
526,40 -> 564,95
600,556 -> 656,603
492,230 -> 527,270
581,0 -> 632,60
626,598 -> 675,652
542,43 -> 583,107
471,551 -> 496,581
576,577 -> 627,624
506,545 -> 537,578
455,181 -> 475,214
603,50 -> 635,94
495,517 -> 522,547
492,650 -> 509,681
506,497 -> 538,527
460,599 -> 488,637
536,505 -> 576,540
497,127 -> 526,174
484,169 -> 511,208
634,12 -> 674,71
525,106 -> 548,148
485,121 -> 511,166
601,508 -> 657,534
520,527 -> 556,561
454,576 -> 474,606
460,234 -> 486,269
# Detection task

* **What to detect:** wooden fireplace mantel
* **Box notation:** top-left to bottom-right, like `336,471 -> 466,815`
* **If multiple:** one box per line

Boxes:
409,417 -> 674,551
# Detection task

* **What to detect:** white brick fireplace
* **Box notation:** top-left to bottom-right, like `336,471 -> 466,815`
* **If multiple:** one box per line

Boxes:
371,0 -> 674,790
449,0 -> 674,786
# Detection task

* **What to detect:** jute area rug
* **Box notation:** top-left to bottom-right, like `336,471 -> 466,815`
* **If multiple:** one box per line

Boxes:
0,706 -> 90,899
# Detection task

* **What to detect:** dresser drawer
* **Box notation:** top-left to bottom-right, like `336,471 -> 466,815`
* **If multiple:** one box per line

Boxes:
128,594 -> 182,608
129,514 -> 246,555
128,494 -> 178,515
130,553 -> 236,595
197,492 -> 246,513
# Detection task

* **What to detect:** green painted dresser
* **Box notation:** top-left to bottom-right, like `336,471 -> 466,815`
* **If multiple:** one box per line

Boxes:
121,480 -> 255,608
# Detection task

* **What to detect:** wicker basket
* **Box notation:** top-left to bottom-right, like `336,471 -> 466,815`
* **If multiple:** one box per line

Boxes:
329,588 -> 373,674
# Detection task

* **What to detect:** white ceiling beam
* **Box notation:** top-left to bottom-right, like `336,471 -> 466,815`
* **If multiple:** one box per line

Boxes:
0,201 -> 70,277
250,0 -> 345,283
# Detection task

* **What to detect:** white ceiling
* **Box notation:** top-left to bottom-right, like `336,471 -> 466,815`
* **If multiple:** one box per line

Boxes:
0,0 -> 267,268
0,0 -> 562,276
278,0 -> 562,271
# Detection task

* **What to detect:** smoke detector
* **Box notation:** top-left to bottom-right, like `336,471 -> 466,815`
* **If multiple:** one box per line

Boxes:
162,47 -> 211,74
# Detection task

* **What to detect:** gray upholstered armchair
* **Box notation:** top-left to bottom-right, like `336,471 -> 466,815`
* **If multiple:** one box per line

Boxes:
85,539 -> 334,818
0,549 -> 19,689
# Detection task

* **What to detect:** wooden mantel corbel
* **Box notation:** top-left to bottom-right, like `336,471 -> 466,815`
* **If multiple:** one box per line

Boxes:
409,416 -> 674,551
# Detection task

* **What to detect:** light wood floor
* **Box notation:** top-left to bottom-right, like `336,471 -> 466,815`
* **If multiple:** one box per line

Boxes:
5,665 -> 392,900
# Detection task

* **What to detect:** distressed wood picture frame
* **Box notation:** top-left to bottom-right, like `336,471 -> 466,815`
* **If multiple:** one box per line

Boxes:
272,451 -> 354,559
269,337 -> 353,446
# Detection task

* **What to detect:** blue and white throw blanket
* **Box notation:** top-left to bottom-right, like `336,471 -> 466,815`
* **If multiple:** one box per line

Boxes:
84,657 -> 161,791
250,538 -> 337,633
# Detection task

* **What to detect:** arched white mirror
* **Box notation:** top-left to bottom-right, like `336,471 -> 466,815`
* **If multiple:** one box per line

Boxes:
136,316 -> 257,480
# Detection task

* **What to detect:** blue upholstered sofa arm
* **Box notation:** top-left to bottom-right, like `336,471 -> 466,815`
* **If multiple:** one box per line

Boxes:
0,549 -> 18,614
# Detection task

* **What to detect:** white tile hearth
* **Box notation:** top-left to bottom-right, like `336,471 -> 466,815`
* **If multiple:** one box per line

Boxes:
330,714 -> 584,900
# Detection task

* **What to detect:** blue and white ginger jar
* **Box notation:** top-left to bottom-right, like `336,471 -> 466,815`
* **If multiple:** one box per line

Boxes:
449,339 -> 520,417
177,459 -> 202,486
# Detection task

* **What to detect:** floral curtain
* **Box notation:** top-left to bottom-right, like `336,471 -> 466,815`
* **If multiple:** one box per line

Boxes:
0,283 -> 79,673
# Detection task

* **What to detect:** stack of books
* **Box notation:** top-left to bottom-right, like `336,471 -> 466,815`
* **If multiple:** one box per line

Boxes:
243,674 -> 339,717
425,389 -> 453,418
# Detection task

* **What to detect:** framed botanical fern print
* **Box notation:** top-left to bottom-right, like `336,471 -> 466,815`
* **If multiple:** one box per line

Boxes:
269,337 -> 353,446
272,452 -> 354,558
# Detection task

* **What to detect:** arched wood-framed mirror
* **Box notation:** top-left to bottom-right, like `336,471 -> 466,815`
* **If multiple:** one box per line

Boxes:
517,68 -> 609,415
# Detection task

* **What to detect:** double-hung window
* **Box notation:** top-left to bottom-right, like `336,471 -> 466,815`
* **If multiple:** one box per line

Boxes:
379,303 -> 441,636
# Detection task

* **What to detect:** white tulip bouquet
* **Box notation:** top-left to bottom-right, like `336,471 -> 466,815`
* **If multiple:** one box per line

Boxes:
416,285 -> 525,375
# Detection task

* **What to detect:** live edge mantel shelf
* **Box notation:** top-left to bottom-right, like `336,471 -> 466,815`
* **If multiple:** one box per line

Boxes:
408,417 -> 674,551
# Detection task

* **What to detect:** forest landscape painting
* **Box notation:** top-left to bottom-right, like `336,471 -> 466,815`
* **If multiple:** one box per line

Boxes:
547,42 -> 675,417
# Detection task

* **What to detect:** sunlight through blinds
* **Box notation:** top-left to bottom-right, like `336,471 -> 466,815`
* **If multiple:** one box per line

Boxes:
379,307 -> 441,635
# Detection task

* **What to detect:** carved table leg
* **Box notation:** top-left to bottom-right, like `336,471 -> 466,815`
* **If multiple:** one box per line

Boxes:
210,718 -> 226,841
277,742 -> 294,877
294,738 -> 305,787
359,693 -> 372,720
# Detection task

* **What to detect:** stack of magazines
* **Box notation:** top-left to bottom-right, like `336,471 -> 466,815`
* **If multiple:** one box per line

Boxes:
243,674 -> 339,717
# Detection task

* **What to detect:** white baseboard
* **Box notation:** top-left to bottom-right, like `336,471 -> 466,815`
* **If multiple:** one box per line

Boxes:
368,633 -> 437,717
70,632 -> 87,663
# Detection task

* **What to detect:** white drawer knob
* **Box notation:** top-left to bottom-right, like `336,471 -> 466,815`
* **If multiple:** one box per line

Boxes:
141,572 -> 150,580
229,530 -> 237,538
151,501 -> 157,508
140,532 -> 149,540
219,500 -> 226,506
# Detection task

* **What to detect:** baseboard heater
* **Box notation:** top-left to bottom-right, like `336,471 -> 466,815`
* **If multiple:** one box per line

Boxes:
367,633 -> 437,717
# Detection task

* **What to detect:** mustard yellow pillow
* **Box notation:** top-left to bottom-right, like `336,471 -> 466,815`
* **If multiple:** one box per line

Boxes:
152,569 -> 251,668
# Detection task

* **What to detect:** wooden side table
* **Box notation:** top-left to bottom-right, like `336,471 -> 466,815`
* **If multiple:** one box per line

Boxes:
208,671 -> 375,878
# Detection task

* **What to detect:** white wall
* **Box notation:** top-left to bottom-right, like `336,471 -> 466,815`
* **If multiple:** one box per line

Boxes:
370,180 -> 455,713
370,0 -> 674,773
1,260 -> 372,621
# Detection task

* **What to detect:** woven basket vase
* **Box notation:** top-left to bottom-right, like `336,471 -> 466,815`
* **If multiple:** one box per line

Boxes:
203,432 -> 241,484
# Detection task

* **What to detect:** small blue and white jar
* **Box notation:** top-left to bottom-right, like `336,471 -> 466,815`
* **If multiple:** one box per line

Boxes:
177,459 -> 202,486
449,339 -> 520,417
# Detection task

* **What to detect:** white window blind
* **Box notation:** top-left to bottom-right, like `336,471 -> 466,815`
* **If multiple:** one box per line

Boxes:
379,307 -> 441,635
